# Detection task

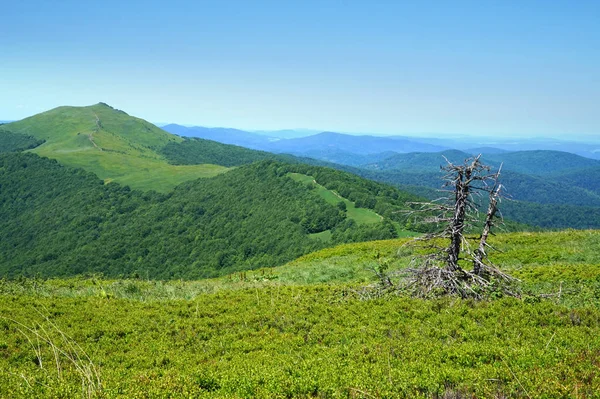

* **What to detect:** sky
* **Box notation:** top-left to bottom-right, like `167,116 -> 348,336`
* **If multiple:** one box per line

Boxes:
1,0 -> 599,138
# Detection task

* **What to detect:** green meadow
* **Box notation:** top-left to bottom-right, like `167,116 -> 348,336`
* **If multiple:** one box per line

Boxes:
2,230 -> 600,398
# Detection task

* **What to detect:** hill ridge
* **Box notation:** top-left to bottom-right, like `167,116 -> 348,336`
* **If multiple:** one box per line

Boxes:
2,103 -> 229,191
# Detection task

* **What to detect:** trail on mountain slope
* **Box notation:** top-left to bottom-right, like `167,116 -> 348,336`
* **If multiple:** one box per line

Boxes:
87,113 -> 102,151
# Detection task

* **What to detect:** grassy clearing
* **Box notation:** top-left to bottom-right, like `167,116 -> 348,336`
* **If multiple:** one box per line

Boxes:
289,172 -> 382,224
1,230 -> 600,398
40,148 -> 229,192
308,230 -> 333,242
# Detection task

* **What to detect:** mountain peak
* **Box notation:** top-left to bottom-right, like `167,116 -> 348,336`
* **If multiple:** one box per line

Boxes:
92,102 -> 128,115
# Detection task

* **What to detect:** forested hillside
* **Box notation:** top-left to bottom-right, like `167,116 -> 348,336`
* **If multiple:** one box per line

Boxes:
160,137 -> 284,166
0,128 -> 45,153
0,153 -> 416,279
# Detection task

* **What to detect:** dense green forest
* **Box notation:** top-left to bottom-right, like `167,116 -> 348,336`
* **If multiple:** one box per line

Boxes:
0,153 -> 416,279
155,136 -> 600,230
551,166 -> 600,196
335,167 -> 600,229
0,128 -> 45,153
160,137 -> 280,166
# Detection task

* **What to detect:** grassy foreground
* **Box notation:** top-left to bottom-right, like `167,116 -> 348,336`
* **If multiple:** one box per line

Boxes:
1,230 -> 600,398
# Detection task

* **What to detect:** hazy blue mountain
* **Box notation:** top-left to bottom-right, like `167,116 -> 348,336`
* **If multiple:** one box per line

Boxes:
251,129 -> 321,139
162,124 -> 274,149
485,150 -> 600,175
298,149 -> 398,167
264,131 -> 448,155
362,150 -> 481,172
363,149 -> 600,176
466,147 -> 509,155
410,136 -> 600,160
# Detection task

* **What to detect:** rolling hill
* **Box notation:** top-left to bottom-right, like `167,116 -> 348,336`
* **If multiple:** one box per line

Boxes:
155,123 -> 600,229
363,149 -> 600,175
1,103 -> 229,191
0,150 -> 421,279
485,150 -> 600,175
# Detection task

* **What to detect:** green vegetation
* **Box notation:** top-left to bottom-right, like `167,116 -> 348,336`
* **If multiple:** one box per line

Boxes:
350,168 -> 600,229
289,172 -> 382,225
485,150 -> 600,176
0,153 -> 416,279
160,137 -> 279,167
2,103 -> 228,191
364,149 -> 600,176
552,166 -> 600,196
1,230 -> 600,398
350,150 -> 600,229
0,128 -> 45,153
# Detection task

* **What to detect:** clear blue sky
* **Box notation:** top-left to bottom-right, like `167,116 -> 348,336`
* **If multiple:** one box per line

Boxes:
1,0 -> 599,137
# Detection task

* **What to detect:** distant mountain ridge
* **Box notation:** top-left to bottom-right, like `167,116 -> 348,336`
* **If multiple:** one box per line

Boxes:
363,149 -> 600,176
162,124 -> 275,149
162,125 -> 449,157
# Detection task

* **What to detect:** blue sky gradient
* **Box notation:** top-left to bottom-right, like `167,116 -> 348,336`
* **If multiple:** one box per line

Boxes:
1,0 -> 599,137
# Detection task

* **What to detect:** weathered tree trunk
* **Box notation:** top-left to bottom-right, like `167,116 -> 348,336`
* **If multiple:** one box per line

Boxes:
473,183 -> 501,275
447,171 -> 466,271
445,157 -> 478,272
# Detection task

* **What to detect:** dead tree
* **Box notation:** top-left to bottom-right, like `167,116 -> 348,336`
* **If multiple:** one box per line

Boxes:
473,179 -> 502,275
402,155 -> 517,299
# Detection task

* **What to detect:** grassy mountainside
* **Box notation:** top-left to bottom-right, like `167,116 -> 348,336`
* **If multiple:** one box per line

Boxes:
3,103 -> 229,191
1,230 -> 599,398
0,152 -> 417,279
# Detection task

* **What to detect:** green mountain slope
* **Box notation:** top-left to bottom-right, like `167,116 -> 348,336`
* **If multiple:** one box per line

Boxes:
3,103 -> 229,191
0,152 -> 416,279
551,166 -> 600,196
